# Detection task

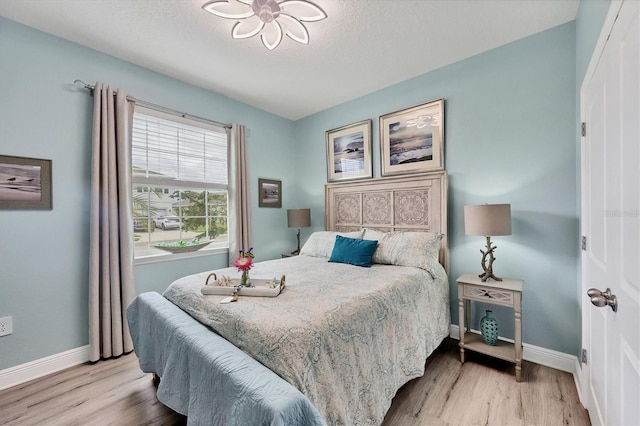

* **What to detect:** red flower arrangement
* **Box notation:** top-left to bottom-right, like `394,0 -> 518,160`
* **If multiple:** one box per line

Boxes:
235,247 -> 254,286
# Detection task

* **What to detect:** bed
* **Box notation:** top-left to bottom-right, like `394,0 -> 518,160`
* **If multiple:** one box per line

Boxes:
127,171 -> 449,425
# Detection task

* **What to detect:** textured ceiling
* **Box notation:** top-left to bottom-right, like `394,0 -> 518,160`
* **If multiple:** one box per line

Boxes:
0,0 -> 578,120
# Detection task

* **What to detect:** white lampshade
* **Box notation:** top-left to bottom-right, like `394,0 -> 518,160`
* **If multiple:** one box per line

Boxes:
287,209 -> 311,228
464,204 -> 512,236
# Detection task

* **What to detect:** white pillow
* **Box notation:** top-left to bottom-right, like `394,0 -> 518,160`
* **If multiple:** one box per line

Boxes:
363,228 -> 443,272
300,230 -> 364,258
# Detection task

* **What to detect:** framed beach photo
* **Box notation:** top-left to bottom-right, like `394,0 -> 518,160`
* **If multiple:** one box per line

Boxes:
326,119 -> 372,182
258,178 -> 281,208
0,155 -> 52,210
379,99 -> 444,176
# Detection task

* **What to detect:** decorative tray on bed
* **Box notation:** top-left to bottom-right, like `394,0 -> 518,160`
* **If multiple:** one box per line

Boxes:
201,273 -> 286,297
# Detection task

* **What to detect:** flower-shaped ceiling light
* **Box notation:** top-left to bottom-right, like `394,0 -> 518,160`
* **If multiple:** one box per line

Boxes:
202,0 -> 327,51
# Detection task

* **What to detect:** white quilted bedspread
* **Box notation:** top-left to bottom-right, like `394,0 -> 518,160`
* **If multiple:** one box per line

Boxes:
163,255 -> 450,425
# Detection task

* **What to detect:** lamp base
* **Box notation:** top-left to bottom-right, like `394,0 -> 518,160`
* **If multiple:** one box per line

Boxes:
479,236 -> 503,282
290,228 -> 301,255
479,271 -> 503,282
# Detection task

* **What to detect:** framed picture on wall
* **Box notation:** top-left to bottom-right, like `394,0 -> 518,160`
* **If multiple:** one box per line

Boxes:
0,155 -> 52,210
258,178 -> 282,208
326,119 -> 372,182
379,98 -> 444,176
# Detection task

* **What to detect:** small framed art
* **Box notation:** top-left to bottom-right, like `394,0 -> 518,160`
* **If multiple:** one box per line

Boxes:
379,98 -> 444,176
326,119 -> 372,182
258,178 -> 281,208
0,155 -> 52,210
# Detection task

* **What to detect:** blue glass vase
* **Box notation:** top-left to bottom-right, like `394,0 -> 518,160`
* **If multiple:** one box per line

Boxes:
480,310 -> 499,346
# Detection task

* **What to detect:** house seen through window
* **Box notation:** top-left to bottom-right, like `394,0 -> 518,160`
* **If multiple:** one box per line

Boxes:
132,107 -> 229,258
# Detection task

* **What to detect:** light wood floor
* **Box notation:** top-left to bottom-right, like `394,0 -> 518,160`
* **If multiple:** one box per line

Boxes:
0,339 -> 590,425
382,339 -> 590,425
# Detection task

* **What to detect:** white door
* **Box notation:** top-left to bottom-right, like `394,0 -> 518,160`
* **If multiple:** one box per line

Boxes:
581,1 -> 640,425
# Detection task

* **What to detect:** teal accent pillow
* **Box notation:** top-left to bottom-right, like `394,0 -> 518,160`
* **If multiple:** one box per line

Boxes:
329,235 -> 378,267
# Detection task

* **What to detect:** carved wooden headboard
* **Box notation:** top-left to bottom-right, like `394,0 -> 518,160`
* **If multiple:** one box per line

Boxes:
324,170 -> 448,272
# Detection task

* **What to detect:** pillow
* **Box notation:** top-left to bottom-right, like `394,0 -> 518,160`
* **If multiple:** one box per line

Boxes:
362,228 -> 387,242
329,236 -> 378,267
299,230 -> 364,258
363,228 -> 443,272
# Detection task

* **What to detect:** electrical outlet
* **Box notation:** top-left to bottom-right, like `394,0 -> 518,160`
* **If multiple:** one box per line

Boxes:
0,316 -> 12,337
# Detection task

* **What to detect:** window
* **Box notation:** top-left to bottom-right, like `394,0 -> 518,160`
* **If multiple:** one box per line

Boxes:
131,107 -> 229,259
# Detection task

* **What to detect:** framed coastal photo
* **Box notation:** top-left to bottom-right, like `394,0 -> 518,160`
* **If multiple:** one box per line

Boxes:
258,178 -> 281,208
326,119 -> 372,182
379,98 -> 444,176
0,155 -> 52,210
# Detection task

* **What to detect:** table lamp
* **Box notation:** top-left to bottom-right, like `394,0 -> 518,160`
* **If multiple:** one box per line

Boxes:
287,208 -> 311,255
464,204 -> 511,281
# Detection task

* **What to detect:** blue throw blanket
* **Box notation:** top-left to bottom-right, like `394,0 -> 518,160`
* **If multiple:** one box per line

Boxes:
127,292 -> 326,426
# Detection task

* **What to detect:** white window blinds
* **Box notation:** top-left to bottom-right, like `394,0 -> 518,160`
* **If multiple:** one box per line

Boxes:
132,107 -> 228,189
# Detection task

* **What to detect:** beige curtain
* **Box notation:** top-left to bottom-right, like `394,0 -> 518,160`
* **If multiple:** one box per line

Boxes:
228,124 -> 251,265
88,83 -> 136,362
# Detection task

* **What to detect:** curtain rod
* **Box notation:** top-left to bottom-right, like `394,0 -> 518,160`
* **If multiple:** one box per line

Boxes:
73,80 -> 232,130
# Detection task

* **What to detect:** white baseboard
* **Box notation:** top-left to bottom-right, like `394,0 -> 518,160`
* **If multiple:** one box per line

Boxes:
450,325 -> 580,376
573,357 -> 584,403
0,345 -> 90,391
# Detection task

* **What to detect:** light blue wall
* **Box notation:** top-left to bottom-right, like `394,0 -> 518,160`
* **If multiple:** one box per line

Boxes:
0,1 -> 613,371
0,17 -> 297,369
294,22 -> 580,355
577,0 -> 612,84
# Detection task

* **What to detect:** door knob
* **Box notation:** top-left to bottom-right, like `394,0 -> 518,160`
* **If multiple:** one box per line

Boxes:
587,287 -> 618,312
587,288 -> 605,297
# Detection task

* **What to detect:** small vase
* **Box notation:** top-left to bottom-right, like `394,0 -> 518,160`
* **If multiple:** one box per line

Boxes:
240,270 -> 250,287
480,310 -> 499,346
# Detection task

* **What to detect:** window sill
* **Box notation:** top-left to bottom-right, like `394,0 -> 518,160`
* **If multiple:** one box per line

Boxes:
135,246 -> 229,266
